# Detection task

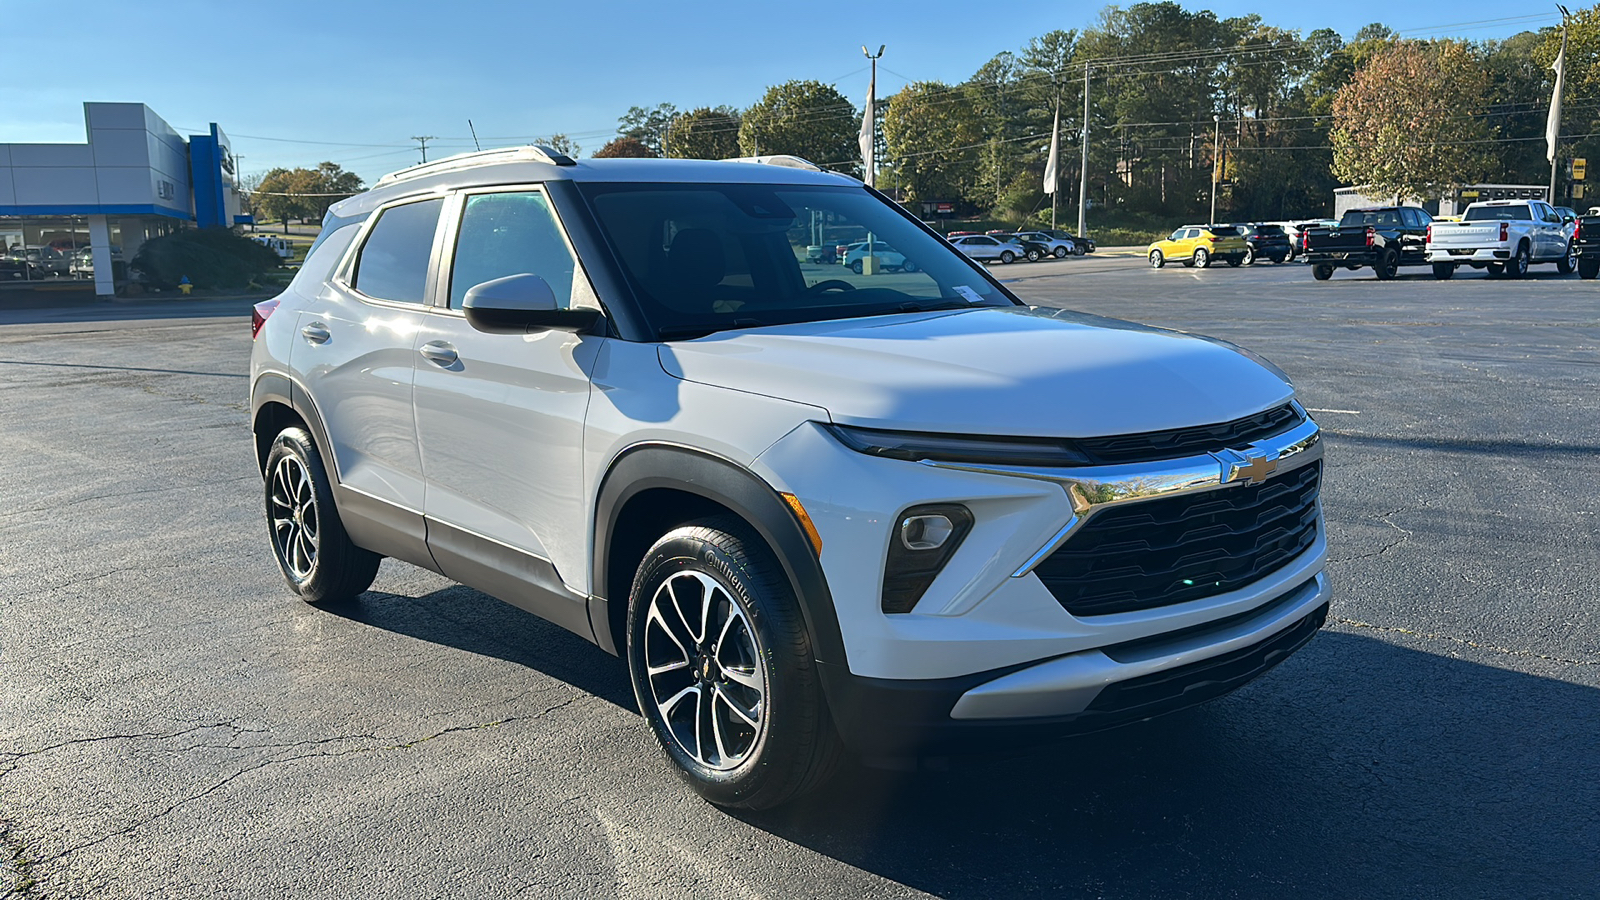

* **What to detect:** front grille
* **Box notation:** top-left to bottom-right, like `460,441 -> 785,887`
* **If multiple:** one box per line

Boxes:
1074,403 -> 1303,465
1083,600 -> 1327,720
1035,461 -> 1321,617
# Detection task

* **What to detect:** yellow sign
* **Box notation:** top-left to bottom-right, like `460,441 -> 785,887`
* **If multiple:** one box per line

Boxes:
1574,158 -> 1587,181
1576,184 -> 1586,199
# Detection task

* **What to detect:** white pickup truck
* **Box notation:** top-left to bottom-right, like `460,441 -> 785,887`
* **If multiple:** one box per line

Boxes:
1425,199 -> 1576,279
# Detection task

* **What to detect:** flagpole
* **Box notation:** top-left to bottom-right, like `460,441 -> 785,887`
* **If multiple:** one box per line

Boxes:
1550,6 -> 1569,205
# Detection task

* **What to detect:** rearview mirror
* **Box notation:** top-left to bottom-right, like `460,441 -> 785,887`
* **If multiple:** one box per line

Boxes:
462,273 -> 601,335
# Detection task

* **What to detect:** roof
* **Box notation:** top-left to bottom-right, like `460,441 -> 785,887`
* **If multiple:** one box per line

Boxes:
330,149 -> 859,218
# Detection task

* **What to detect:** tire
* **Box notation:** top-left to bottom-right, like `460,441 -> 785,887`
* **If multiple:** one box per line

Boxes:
1557,241 -> 1577,275
849,260 -> 863,275
901,259 -> 917,273
1506,243 -> 1530,279
1580,257 -> 1600,279
1312,263 -> 1334,281
1486,263 -> 1505,278
1432,262 -> 1456,280
1026,248 -> 1042,262
626,518 -> 841,810
1374,248 -> 1400,281
1149,249 -> 1165,269
1072,243 -> 1086,256
1226,256 -> 1242,267
999,251 -> 1015,264
1053,246 -> 1068,258
1193,248 -> 1210,268
264,426 -> 380,604
1241,247 -> 1255,266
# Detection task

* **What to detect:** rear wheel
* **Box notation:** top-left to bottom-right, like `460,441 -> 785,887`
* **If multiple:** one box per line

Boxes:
1580,256 -> 1600,279
1557,241 -> 1577,275
1193,248 -> 1210,268
1486,262 -> 1506,277
1432,262 -> 1456,280
627,519 -> 840,810
264,427 -> 380,604
1374,248 -> 1400,281
1149,249 -> 1165,269
1506,243 -> 1530,279
1312,263 -> 1334,281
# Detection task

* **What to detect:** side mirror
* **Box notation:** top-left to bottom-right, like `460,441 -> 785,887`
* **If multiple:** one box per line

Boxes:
462,273 -> 601,335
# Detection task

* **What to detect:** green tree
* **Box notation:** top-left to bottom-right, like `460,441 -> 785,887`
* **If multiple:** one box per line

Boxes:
252,163 -> 364,233
536,134 -> 581,157
882,82 -> 982,204
738,80 -> 860,171
593,137 -> 657,158
667,107 -> 742,159
618,103 -> 678,155
1331,40 -> 1494,200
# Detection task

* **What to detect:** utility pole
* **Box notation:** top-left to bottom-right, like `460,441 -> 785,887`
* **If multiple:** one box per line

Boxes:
411,135 -> 437,164
1209,114 -> 1221,225
1078,62 -> 1091,238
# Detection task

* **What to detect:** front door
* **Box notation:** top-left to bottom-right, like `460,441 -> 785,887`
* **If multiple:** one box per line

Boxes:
411,188 -> 605,636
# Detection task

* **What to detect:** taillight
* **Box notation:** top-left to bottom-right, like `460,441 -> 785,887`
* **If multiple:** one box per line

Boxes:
1576,220 -> 1583,241
1426,224 -> 1432,243
1301,230 -> 1309,251
1365,226 -> 1375,247
252,298 -> 281,341
1500,222 -> 1510,242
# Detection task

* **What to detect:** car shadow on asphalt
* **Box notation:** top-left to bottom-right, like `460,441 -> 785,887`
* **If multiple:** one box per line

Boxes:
321,585 -> 638,711
733,632 -> 1600,898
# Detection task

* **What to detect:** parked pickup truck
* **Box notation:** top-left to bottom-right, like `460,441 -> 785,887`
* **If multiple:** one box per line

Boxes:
1302,206 -> 1431,281
1567,207 -> 1600,279
1424,199 -> 1576,279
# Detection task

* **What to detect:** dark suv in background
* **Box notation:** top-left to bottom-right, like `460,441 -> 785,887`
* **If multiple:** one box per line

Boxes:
1240,224 -> 1293,264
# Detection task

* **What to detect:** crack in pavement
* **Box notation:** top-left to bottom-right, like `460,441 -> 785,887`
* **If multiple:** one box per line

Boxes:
1329,508 -> 1414,564
1329,615 -> 1600,667
25,696 -> 585,865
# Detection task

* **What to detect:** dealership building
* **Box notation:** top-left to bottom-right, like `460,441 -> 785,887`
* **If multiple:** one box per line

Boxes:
1,102 -> 243,295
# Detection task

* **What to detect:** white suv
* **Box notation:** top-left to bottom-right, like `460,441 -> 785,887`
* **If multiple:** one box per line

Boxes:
250,147 -> 1329,809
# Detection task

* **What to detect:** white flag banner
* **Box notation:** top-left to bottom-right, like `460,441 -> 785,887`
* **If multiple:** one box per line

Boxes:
1548,38 -> 1566,164
1043,105 -> 1061,194
859,72 -> 876,186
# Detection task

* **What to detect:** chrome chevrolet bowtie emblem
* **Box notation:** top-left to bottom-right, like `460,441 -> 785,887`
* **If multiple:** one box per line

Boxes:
1216,448 -> 1279,485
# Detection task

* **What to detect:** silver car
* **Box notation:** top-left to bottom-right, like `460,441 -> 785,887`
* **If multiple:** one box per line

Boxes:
949,234 -> 1022,263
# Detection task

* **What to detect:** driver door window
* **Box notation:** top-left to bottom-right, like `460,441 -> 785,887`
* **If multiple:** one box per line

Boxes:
448,191 -> 582,309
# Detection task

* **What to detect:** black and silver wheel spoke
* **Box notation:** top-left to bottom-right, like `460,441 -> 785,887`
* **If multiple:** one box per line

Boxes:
645,570 -> 767,770
270,457 -> 318,580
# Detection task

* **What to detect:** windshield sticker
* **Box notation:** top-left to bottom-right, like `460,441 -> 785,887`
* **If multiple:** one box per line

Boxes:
953,285 -> 984,304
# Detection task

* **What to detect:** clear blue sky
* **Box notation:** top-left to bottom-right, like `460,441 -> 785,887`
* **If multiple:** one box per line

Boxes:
3,0 -> 1563,185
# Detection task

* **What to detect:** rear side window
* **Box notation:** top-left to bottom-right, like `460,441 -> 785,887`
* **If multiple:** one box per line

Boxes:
351,198 -> 444,304
448,191 -> 577,309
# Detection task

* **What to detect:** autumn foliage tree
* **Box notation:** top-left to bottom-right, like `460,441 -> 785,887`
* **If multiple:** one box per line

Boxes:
1331,40 -> 1493,200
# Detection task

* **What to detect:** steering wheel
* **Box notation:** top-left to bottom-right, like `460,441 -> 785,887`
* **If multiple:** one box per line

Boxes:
807,279 -> 856,293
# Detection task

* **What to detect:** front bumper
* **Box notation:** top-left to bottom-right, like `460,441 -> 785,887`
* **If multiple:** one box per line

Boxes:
752,410 -> 1327,751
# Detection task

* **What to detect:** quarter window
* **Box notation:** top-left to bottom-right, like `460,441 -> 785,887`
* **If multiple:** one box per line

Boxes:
448,191 -> 579,309
351,198 -> 443,304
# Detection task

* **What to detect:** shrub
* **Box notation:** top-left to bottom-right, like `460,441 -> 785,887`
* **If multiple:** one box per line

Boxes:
131,228 -> 281,290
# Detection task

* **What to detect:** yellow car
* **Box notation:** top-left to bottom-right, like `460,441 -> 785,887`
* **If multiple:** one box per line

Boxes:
1148,224 -> 1253,269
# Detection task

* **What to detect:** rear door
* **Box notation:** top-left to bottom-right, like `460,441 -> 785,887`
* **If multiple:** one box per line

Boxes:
410,186 -> 605,634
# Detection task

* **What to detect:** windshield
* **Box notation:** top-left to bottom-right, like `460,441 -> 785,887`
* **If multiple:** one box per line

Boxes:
577,182 -> 1018,339
1464,205 -> 1532,222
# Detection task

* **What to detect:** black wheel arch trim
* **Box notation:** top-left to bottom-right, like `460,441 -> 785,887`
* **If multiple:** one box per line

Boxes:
591,442 -> 846,669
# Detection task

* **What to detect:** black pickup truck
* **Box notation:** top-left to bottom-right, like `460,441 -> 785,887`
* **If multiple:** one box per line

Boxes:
1575,210 -> 1600,278
1302,206 -> 1432,281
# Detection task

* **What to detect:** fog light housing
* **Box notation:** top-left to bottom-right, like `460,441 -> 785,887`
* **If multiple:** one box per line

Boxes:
882,504 -> 973,614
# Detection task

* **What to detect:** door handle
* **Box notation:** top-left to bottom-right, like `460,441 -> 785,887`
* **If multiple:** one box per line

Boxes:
419,341 -> 458,366
301,322 -> 331,344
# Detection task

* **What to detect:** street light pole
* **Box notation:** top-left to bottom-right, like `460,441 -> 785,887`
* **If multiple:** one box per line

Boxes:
861,44 -> 885,187
1209,114 -> 1221,225
1078,62 -> 1090,238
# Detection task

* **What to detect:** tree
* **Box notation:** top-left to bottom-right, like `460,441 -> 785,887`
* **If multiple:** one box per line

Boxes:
882,82 -> 982,205
738,80 -> 860,172
593,137 -> 658,158
252,163 -> 364,233
667,107 -> 742,159
1331,40 -> 1493,200
536,134 -> 581,157
618,103 -> 678,155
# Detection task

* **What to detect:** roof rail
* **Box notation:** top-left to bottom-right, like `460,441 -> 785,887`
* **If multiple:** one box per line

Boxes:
720,154 -> 823,172
375,144 -> 576,188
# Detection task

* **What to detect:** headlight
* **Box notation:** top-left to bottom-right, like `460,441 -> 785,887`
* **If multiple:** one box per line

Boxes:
826,424 -> 1093,467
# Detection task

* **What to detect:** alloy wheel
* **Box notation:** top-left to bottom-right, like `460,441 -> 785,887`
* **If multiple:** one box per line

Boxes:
642,570 -> 767,771
269,455 -> 319,579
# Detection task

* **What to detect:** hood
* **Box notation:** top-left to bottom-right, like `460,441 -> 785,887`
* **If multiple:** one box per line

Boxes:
658,307 -> 1295,437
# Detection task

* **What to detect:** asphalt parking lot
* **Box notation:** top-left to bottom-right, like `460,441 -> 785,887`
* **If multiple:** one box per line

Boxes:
3,257 -> 1597,898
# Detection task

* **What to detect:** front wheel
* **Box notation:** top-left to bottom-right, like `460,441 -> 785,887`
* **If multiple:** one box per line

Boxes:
1193,248 -> 1210,268
627,519 -> 840,809
1432,262 -> 1456,280
1241,247 -> 1255,266
999,251 -> 1015,264
901,258 -> 917,273
1072,243 -> 1086,256
264,427 -> 380,604
1312,263 -> 1334,281
1557,241 -> 1577,275
1149,249 -> 1165,269
849,260 -> 864,275
1053,246 -> 1069,258
1026,248 -> 1042,262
